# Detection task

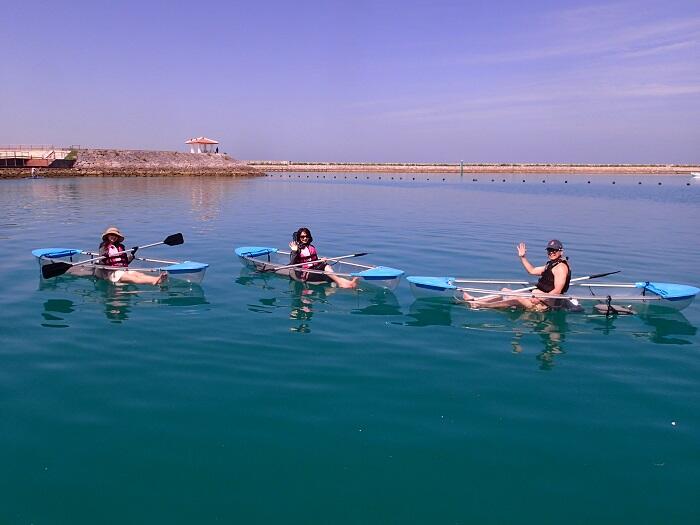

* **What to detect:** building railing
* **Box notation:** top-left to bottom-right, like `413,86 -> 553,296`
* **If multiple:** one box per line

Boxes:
0,145 -> 79,160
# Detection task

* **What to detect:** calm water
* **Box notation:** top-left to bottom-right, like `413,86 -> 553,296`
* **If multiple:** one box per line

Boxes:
1,174 -> 699,524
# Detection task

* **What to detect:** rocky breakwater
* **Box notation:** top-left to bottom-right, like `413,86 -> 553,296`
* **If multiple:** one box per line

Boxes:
1,149 -> 263,178
74,149 -> 263,177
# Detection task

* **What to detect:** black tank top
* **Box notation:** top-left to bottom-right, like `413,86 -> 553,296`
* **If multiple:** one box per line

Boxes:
537,259 -> 571,293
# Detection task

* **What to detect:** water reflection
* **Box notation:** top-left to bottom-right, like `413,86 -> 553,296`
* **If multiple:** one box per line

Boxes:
401,294 -> 700,365
589,310 -> 697,345
504,310 -> 570,371
237,268 -> 402,333
41,298 -> 75,328
38,274 -> 207,325
349,288 -> 401,317
406,300 -> 454,327
288,281 -> 332,333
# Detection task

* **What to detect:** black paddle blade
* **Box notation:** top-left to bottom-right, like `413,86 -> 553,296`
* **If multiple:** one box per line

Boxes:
164,233 -> 184,246
42,262 -> 73,279
589,270 -> 621,280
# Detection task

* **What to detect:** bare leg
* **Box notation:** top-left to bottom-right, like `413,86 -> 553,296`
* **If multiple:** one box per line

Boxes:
463,287 -> 541,310
462,287 -> 511,305
120,270 -> 167,286
324,265 -> 358,289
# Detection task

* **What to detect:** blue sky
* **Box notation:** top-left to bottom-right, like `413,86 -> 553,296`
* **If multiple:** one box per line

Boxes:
2,0 -> 699,163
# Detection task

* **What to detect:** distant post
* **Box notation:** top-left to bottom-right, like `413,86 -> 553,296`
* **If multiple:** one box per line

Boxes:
460,160 -> 463,177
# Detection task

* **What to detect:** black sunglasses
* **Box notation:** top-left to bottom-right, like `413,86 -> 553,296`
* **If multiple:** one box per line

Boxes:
546,248 -> 561,253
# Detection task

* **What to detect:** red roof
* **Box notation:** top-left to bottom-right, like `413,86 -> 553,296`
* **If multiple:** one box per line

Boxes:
185,136 -> 219,145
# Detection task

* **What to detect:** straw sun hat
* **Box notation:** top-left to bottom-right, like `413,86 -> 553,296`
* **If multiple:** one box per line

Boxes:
101,226 -> 125,242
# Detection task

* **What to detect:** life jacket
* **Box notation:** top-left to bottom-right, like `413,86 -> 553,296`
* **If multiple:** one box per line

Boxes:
536,258 -> 571,293
295,244 -> 319,266
100,242 -> 129,267
293,244 -> 324,281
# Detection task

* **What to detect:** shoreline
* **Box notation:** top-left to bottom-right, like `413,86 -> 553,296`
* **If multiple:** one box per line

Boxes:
1,147 -> 698,178
0,167 -> 264,179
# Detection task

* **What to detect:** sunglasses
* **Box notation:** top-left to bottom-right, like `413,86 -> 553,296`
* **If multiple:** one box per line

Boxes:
546,248 -> 561,253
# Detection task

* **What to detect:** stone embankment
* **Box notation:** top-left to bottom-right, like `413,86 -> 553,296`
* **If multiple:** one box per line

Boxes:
0,149 -> 263,178
245,161 -> 700,175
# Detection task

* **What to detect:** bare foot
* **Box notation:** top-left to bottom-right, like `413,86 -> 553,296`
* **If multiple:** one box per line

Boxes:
462,291 -> 475,301
155,272 -> 168,285
339,277 -> 359,289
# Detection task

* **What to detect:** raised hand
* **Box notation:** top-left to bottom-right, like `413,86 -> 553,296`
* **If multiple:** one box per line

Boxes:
517,242 -> 527,258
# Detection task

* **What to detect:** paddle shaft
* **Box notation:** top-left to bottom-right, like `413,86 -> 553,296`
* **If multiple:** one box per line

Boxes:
457,286 -> 663,302
464,271 -> 621,301
454,279 -> 530,285
275,250 -> 373,270
260,253 -> 368,273
83,251 -> 180,265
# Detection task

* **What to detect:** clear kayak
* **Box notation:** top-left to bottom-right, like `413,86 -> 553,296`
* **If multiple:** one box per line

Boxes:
235,246 -> 404,290
33,248 -> 209,284
407,275 -> 700,313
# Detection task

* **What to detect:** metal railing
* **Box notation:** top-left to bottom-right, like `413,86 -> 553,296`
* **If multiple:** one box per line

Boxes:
0,144 -> 78,160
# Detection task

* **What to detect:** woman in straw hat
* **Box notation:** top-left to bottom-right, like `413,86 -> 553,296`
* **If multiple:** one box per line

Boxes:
97,226 -> 167,285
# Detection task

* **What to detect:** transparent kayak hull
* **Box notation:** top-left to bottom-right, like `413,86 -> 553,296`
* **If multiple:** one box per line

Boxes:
235,246 -> 404,290
32,248 -> 208,284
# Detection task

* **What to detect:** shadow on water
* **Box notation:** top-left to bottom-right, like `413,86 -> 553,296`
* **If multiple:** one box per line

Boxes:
39,274 -> 207,325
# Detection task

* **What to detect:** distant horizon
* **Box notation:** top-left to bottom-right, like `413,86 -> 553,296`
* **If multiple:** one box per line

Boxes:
2,0 -> 699,164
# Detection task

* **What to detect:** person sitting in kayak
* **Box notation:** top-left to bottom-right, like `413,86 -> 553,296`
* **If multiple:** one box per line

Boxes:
462,239 -> 574,311
289,227 -> 358,289
97,226 -> 167,285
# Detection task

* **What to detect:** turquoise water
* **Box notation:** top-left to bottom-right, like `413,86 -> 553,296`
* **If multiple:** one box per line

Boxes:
1,174 -> 699,524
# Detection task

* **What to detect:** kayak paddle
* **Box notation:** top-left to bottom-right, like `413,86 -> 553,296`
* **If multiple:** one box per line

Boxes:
260,252 -> 369,273
464,270 -> 621,302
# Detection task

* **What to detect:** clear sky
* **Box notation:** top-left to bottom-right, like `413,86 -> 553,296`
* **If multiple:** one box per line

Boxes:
2,0 -> 699,163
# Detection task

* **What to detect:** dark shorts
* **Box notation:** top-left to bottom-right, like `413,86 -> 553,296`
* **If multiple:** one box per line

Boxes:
541,299 -> 584,313
293,264 -> 331,284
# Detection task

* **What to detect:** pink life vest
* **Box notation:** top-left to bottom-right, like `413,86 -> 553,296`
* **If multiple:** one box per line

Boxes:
295,245 -> 324,281
102,242 -> 129,267
297,245 -> 319,266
